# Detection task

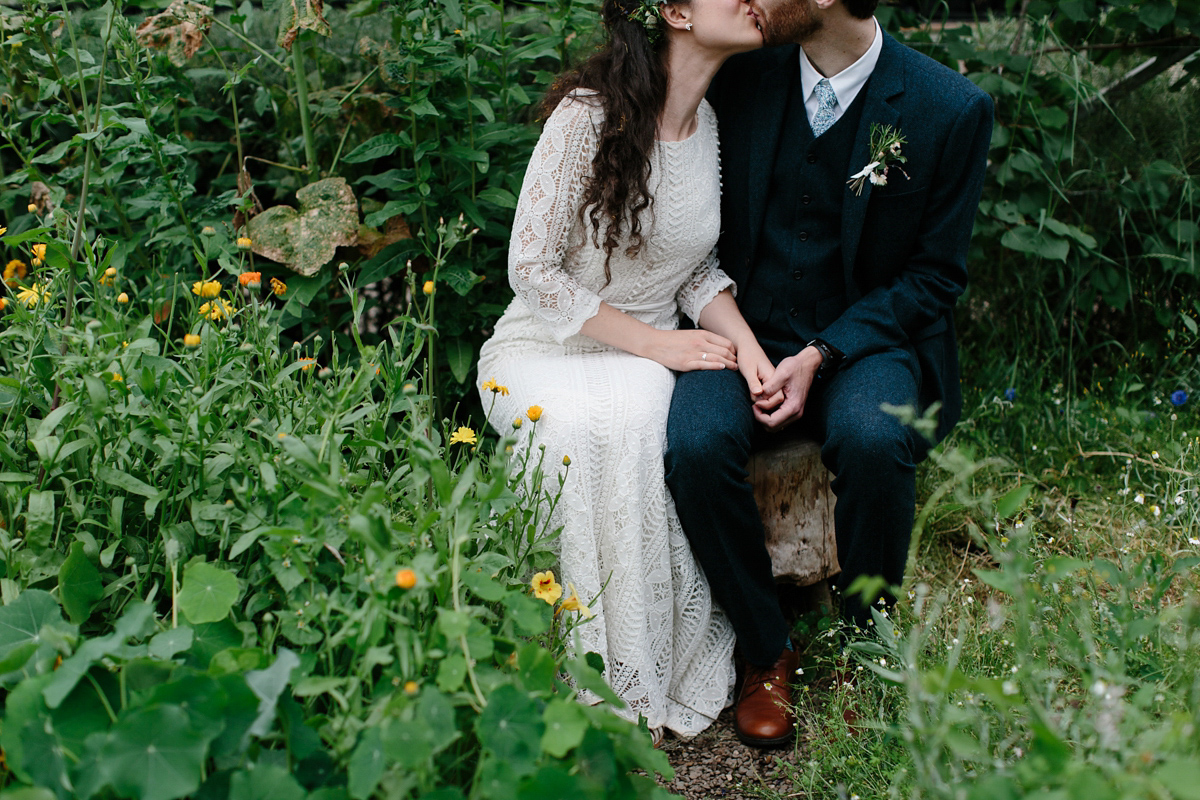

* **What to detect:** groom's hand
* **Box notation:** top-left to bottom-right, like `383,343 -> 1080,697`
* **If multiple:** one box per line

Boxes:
752,346 -> 824,430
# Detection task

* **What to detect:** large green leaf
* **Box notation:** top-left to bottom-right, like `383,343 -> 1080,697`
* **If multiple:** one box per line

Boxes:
96,706 -> 209,800
43,602 -> 153,709
476,684 -> 544,776
59,542 -> 104,624
178,562 -> 239,624
228,763 -> 307,800
0,590 -> 75,684
245,648 -> 300,740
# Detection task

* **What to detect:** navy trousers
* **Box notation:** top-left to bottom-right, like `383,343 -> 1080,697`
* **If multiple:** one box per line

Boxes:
665,348 -> 925,667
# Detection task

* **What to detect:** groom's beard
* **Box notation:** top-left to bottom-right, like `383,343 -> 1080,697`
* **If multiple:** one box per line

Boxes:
756,0 -> 822,46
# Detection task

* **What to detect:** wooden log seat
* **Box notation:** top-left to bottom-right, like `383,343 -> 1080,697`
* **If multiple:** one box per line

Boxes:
747,438 -> 839,586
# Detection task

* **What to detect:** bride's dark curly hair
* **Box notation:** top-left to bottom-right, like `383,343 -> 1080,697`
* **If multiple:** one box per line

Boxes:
540,0 -> 687,281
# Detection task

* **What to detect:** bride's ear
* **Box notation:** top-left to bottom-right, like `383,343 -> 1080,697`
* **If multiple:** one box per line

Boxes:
660,3 -> 692,32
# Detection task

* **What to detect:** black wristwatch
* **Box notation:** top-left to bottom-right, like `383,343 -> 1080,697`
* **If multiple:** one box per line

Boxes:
806,338 -> 842,380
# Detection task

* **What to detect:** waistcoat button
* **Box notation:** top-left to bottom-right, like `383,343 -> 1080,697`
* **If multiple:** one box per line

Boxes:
806,153 -> 817,164
789,307 -> 799,318
802,195 -> 812,205
792,270 -> 803,280
798,231 -> 809,242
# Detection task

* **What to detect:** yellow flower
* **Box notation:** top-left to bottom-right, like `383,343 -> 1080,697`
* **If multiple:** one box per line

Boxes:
403,680 -> 420,696
201,225 -> 216,235
512,417 -> 523,429
16,282 -> 49,307
297,357 -> 317,372
236,236 -> 253,250
183,333 -> 202,348
26,203 -> 37,214
192,280 -> 221,298
30,243 -> 46,266
111,372 -> 123,382
238,271 -> 262,290
481,377 -> 509,396
99,267 -> 117,287
395,568 -> 417,589
117,292 -> 130,304
531,570 -> 562,605
449,426 -> 477,446
270,277 -> 287,296
0,297 -> 7,312
423,280 -> 435,295
527,405 -> 543,422
0,226 -> 7,237
198,298 -> 233,320
562,455 -> 571,467
559,583 -> 594,618
4,259 -> 26,288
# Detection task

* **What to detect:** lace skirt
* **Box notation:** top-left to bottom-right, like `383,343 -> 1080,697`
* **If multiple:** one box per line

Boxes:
477,321 -> 736,737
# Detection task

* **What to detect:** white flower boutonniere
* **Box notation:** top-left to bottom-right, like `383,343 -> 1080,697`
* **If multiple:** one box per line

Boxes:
848,123 -> 909,196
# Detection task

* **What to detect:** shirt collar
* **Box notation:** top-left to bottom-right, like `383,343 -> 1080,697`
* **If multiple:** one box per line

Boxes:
799,17 -> 883,108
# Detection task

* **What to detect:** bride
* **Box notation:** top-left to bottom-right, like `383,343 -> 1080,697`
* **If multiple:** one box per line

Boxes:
477,0 -> 769,738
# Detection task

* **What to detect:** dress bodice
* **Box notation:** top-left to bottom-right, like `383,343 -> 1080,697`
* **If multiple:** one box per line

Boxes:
503,90 -> 732,345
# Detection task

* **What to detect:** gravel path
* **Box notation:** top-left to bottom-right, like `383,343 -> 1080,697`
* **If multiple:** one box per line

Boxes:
659,708 -> 803,799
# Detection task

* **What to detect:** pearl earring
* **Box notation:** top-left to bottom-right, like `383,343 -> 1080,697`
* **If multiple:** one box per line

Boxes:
685,22 -> 693,30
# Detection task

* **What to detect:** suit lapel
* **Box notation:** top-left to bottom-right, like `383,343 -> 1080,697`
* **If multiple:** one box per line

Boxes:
747,48 -> 799,263
840,33 -> 906,300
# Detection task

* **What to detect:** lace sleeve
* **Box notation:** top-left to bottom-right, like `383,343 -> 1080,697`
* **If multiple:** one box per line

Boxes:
508,93 -> 605,343
676,247 -> 736,325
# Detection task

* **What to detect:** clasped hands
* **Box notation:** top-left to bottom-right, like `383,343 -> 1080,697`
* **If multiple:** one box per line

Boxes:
651,329 -> 823,431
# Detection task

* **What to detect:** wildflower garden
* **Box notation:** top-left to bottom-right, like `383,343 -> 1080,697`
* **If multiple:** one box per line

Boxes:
0,0 -> 1197,798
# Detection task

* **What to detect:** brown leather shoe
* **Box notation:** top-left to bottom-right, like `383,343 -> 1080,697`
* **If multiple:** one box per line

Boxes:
735,646 -> 800,748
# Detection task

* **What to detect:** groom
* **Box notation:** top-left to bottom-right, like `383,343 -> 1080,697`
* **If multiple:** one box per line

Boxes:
664,0 -> 993,746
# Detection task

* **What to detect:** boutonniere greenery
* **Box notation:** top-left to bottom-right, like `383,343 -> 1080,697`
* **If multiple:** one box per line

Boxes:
847,123 -> 909,196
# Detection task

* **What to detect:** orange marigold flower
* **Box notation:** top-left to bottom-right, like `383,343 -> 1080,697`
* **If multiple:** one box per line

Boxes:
4,259 -> 27,288
238,272 -> 262,290
297,357 -> 317,372
270,277 -> 287,296
0,297 -> 7,312
395,568 -> 417,589
526,405 -> 543,422
423,280 -> 435,295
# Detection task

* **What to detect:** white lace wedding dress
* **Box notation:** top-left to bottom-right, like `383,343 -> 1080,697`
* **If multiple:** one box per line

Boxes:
476,90 -> 737,737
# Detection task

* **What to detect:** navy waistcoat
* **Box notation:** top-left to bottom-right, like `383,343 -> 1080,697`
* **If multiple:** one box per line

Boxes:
742,70 -> 869,359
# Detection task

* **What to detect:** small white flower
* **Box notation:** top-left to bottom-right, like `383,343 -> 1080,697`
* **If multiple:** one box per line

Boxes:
1189,538 -> 1200,546
869,171 -> 887,186
1171,414 -> 1178,421
1134,493 -> 1145,504
1152,451 -> 1160,460
1091,679 -> 1108,696
1151,505 -> 1161,518
1175,495 -> 1185,506
1002,680 -> 1018,696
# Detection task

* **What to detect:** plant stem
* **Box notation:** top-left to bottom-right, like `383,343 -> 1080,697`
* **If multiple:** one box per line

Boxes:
291,34 -> 318,181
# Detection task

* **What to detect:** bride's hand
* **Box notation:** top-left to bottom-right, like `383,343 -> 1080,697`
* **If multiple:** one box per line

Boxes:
737,345 -> 775,399
645,329 -> 737,372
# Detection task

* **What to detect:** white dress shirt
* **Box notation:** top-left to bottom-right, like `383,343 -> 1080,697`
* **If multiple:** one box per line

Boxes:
799,17 -> 883,130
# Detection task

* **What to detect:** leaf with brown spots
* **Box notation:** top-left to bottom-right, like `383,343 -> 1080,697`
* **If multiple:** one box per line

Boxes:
275,0 -> 331,52
246,178 -> 359,277
135,1 -> 213,67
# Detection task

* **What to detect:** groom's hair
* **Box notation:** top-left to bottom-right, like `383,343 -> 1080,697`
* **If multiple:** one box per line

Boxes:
843,0 -> 879,19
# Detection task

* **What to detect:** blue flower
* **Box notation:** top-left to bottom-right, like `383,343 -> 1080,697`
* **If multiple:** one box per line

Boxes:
1170,389 -> 1187,407
1003,388 -> 1017,402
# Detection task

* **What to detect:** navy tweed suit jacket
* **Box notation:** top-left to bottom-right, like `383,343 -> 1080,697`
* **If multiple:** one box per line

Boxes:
708,31 -> 994,442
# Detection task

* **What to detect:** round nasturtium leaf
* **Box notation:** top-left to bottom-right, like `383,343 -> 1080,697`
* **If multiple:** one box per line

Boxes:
177,562 -> 239,625
98,705 -> 209,800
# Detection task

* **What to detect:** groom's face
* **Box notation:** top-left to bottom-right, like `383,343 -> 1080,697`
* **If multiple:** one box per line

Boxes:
748,0 -> 822,46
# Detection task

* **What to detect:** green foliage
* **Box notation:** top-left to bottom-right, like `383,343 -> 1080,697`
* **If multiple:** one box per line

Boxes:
0,215 -> 671,797
881,1 -> 1200,398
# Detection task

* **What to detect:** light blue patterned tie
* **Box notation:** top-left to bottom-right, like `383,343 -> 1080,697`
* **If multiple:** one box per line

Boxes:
811,78 -> 838,137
